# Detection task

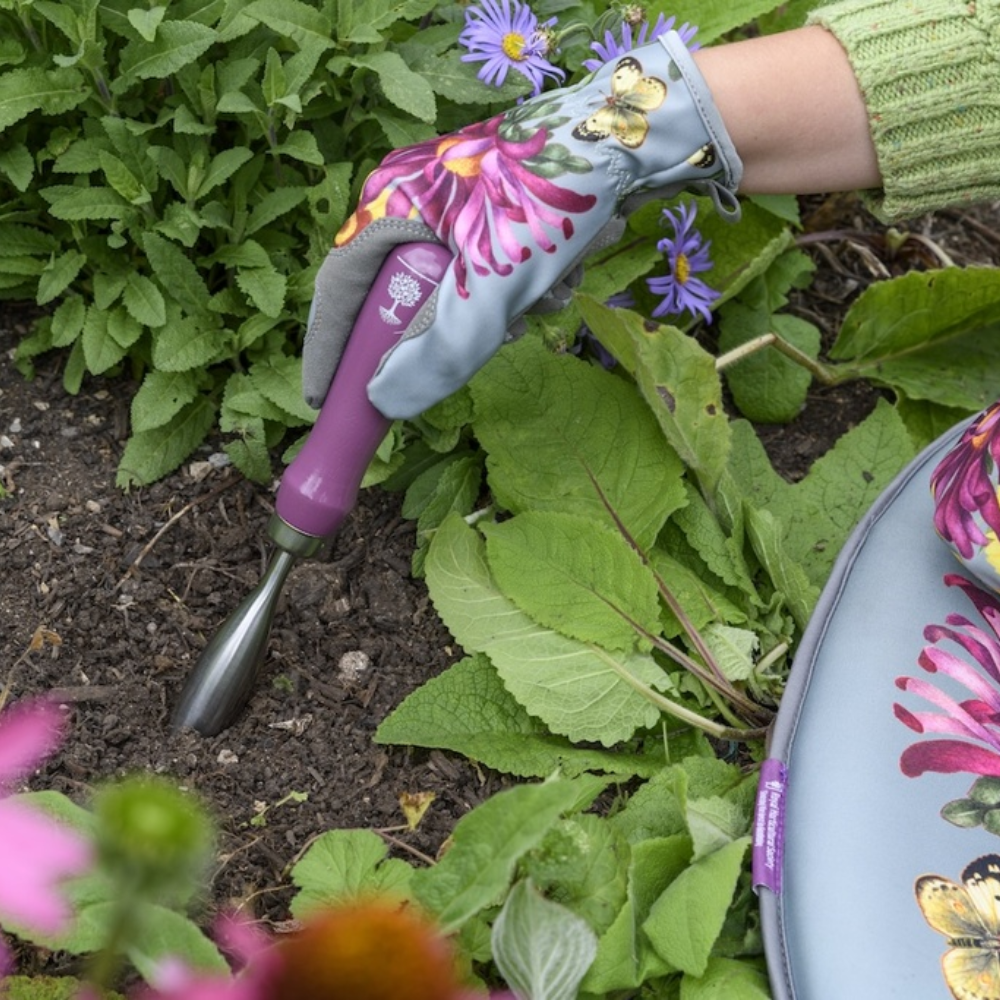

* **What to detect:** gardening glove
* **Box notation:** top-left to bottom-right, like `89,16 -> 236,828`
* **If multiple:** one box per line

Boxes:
303,30 -> 742,420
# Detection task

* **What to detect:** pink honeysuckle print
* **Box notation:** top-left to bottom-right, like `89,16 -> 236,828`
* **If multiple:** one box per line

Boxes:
930,402 -> 1000,559
334,113 -> 597,299
0,697 -> 92,968
895,574 -> 1000,779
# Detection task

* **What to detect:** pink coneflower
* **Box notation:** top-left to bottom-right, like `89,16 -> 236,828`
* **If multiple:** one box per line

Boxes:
0,698 -> 92,970
459,0 -> 565,96
647,202 -> 720,323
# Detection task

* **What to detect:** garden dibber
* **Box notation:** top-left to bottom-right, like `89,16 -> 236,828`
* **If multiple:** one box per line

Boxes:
171,243 -> 451,736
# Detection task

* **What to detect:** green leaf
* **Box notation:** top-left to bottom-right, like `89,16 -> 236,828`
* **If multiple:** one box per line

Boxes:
482,511 -> 662,653
415,48 -> 532,104
37,249 -> 86,305
142,233 -> 212,314
131,370 -> 202,433
241,0 -> 335,48
117,20 -> 217,84
700,625 -> 757,684
276,129 -> 324,165
117,396 -> 216,487
0,66 -> 86,131
0,142 -> 34,190
719,307 -> 820,424
642,837 -> 750,976
525,815 -> 630,935
410,775 -> 606,933
829,266 -> 1000,410
150,309 -> 225,371
125,904 -> 227,982
426,515 -> 668,746
249,355 -> 314,423
352,51 -> 436,123
680,957 -> 771,1000
777,398 -> 916,586
376,654 -> 665,779
82,306 -> 127,374
582,834 -> 693,992
578,297 -> 731,494
123,273 -> 167,327
50,294 -> 86,347
244,187 -> 308,236
40,185 -> 131,221
289,829 -> 413,919
127,5 -> 167,41
195,146 -> 253,200
236,264 -> 286,318
470,336 -> 685,552
491,880 -> 598,1000
662,0 -> 790,45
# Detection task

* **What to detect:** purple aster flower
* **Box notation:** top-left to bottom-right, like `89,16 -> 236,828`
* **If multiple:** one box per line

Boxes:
647,202 -> 719,323
930,402 -> 1000,559
895,574 -> 1000,779
459,0 -> 565,97
583,14 -> 699,72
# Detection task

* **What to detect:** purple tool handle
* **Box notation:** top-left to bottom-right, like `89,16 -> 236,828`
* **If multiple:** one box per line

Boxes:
276,242 -> 452,538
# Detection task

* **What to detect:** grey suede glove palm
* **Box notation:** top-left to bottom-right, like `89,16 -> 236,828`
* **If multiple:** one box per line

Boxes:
303,31 -> 742,420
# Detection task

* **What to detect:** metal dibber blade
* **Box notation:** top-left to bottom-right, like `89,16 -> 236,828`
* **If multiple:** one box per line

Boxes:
171,549 -> 296,736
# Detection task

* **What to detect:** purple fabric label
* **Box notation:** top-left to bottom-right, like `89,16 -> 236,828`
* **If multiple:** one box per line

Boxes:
752,758 -> 787,895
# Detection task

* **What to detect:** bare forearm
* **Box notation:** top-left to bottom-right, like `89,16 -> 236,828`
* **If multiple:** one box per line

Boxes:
694,26 -> 881,196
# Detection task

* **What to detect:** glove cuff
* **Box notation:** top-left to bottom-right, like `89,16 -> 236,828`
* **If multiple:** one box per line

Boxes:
658,32 -> 743,215
587,32 -> 742,221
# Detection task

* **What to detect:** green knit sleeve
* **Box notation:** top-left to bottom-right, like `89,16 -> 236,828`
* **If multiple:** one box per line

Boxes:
806,0 -> 1000,220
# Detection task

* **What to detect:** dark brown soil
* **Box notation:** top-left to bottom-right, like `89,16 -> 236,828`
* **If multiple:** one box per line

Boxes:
2,193 -> 998,977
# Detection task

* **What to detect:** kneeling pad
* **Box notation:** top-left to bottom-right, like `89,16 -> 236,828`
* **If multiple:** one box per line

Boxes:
757,416 -> 1000,1000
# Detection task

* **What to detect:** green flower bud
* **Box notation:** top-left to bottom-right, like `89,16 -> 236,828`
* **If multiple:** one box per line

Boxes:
93,775 -> 214,901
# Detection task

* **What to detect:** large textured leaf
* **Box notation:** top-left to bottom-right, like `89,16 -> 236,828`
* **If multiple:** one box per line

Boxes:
117,21 -> 217,83
830,267 -> 1000,409
775,398 -> 916,586
0,66 -> 86,131
376,654 -> 665,779
470,336 -> 685,552
482,511 -> 662,653
116,397 -> 216,487
492,880 -> 598,1000
410,775 -> 605,932
643,838 -> 751,976
426,515 -> 666,746
578,297 -> 731,493
353,51 -> 436,123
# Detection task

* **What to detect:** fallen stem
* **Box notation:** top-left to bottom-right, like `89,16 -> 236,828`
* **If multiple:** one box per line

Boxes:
592,646 -> 768,742
715,332 -> 839,385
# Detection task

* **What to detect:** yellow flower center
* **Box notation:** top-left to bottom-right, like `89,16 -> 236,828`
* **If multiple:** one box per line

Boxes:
674,252 -> 691,285
502,31 -> 528,61
437,136 -> 483,178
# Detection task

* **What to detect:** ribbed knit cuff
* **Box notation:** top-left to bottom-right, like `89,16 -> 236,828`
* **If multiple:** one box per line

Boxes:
807,0 -> 1000,221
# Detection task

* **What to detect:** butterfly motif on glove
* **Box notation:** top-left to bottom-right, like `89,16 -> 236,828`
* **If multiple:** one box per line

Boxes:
572,56 -> 667,149
916,854 -> 1000,1000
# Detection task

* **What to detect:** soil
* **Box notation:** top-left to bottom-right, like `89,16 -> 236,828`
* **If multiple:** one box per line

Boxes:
2,193 -> 999,979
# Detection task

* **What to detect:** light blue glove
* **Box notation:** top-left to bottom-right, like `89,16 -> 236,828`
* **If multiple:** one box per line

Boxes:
303,31 -> 742,420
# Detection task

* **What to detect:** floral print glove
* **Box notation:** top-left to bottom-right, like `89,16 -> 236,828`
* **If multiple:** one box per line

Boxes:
303,31 -> 742,420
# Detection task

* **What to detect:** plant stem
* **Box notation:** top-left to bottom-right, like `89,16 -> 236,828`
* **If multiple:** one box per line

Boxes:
715,332 -> 839,384
593,646 -> 768,741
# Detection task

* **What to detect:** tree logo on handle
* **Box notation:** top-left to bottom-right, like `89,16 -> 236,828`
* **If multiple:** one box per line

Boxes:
380,271 -> 422,325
